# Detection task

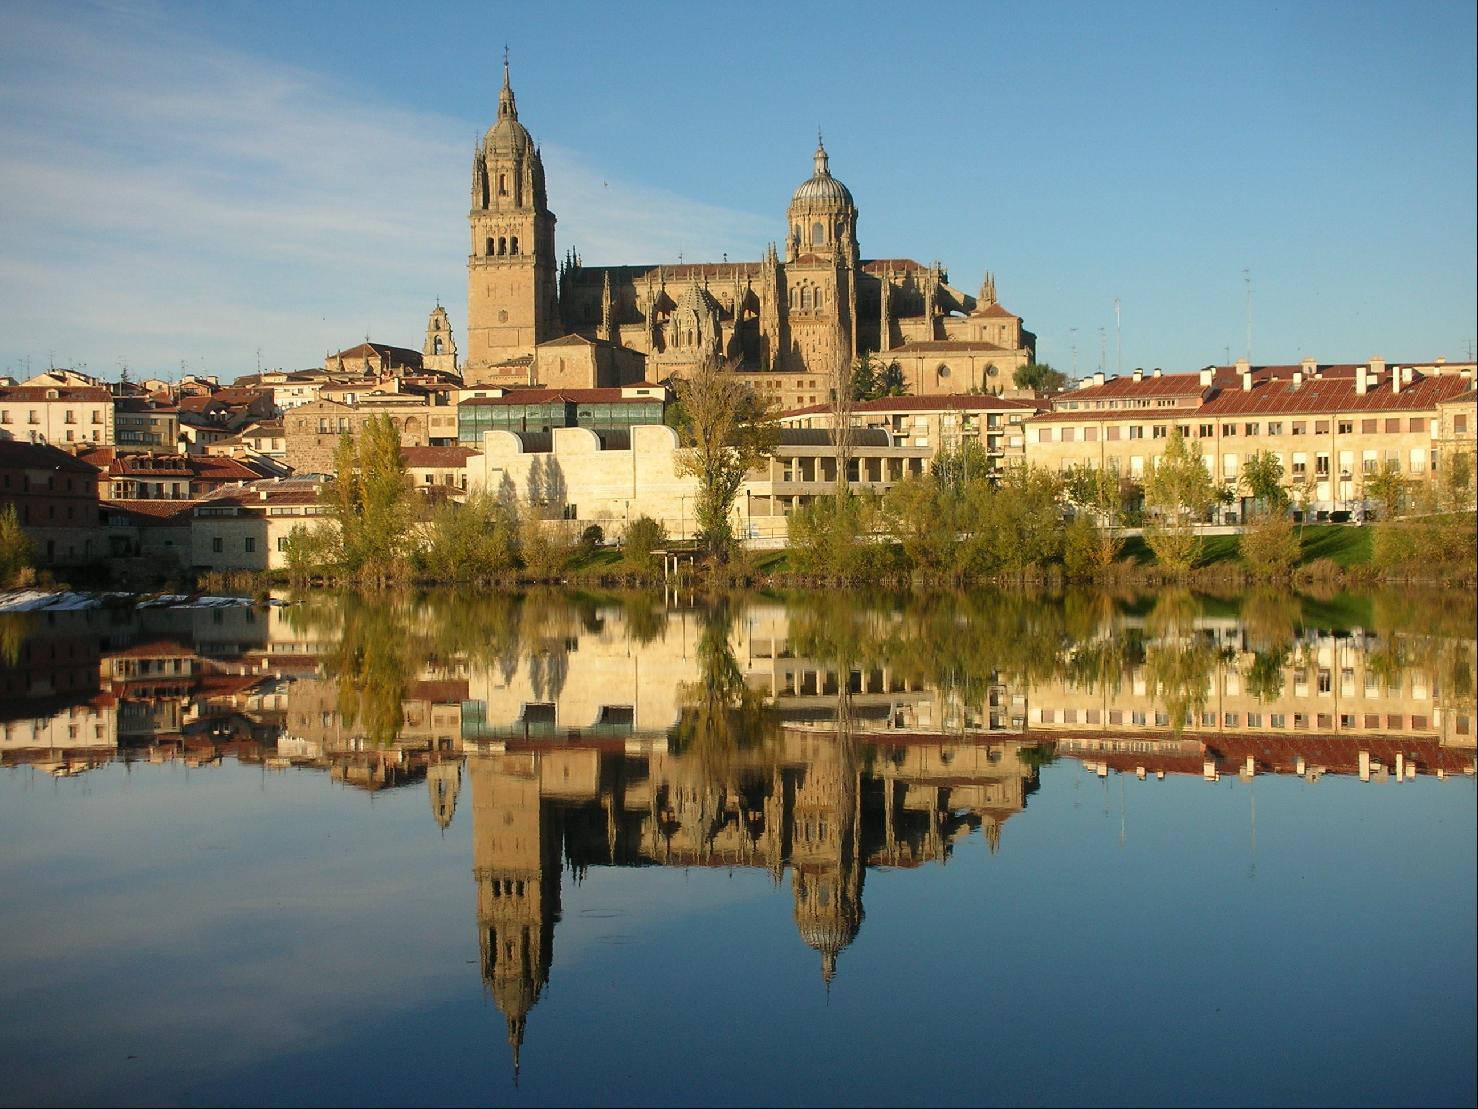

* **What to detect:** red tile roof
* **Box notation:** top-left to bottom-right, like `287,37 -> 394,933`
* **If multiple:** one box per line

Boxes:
104,500 -> 197,525
892,339 -> 1011,353
1059,373 -> 1209,402
0,441 -> 101,473
971,303 -> 1018,319
458,387 -> 664,406
331,342 -> 422,365
401,446 -> 481,467
0,385 -> 112,402
782,395 -> 1040,418
1198,372 -> 1471,416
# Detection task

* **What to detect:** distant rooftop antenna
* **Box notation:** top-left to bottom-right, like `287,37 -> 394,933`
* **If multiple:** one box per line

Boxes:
1113,297 -> 1122,375
1243,268 -> 1253,362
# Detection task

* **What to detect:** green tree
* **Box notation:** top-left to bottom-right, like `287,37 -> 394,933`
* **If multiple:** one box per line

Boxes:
1012,361 -> 1068,394
1240,450 -> 1288,512
419,490 -> 519,581
1364,460 -> 1406,519
1061,463 -> 1126,569
1143,428 -> 1218,573
846,353 -> 907,402
672,353 -> 778,560
931,439 -> 993,495
0,504 -> 33,587
327,415 -> 414,582
787,491 -> 894,580
0,505 -> 33,591
622,515 -> 667,572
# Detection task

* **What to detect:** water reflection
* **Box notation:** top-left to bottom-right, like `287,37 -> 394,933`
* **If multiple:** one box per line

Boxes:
1,587 -> 1473,1080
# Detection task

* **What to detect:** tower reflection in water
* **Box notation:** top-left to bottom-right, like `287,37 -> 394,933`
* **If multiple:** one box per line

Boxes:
0,587 -> 1472,1077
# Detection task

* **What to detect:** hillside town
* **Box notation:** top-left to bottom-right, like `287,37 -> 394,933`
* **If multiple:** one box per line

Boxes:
2,347 -> 1473,578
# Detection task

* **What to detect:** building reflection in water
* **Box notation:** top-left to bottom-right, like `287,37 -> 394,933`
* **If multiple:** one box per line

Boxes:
1,587 -> 1473,1074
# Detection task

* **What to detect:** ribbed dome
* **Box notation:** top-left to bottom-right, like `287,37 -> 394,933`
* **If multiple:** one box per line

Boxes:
485,60 -> 533,155
791,140 -> 854,207
675,281 -> 720,314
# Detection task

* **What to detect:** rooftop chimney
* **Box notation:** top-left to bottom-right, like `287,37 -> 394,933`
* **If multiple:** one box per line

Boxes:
1235,357 -> 1250,376
1199,368 -> 1214,387
1093,371 -> 1105,386
1391,366 -> 1401,394
1401,365 -> 1414,386
1152,367 -> 1163,378
1242,370 -> 1253,392
1132,369 -> 1143,383
1355,366 -> 1368,395
1292,371 -> 1303,390
1368,357 -> 1386,385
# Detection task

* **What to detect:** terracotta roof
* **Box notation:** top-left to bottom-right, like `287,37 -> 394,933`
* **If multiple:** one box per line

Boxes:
1058,373 -> 1209,402
104,500 -> 196,525
198,486 -> 321,508
861,259 -> 929,274
0,385 -> 112,402
459,388 -> 663,406
1198,372 -> 1471,416
331,342 -> 422,365
782,395 -> 1040,418
892,339 -> 1011,354
401,446 -> 481,467
0,441 -> 101,473
971,303 -> 1018,319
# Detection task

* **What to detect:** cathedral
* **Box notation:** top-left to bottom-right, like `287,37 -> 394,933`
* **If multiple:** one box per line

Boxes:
462,60 -> 1036,409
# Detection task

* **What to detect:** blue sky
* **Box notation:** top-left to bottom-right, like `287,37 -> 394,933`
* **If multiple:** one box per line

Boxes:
1,0 -> 1474,381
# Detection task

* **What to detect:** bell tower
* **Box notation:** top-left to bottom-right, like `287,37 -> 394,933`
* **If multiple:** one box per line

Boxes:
467,56 -> 558,378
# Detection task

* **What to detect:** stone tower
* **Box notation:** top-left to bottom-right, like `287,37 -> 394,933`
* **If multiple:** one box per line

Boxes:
467,57 -> 558,376
471,755 -> 560,1079
422,305 -> 459,375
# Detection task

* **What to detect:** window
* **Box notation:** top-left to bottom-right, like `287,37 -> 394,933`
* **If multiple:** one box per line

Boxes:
1128,425 -> 1143,440
1337,421 -> 1352,435
244,537 -> 256,553
1291,453 -> 1307,478
1152,425 -> 1167,439
1408,418 -> 1424,433
64,410 -> 76,424
1244,423 -> 1259,436
1456,414 -> 1468,434
1315,454 -> 1330,476
1084,426 -> 1097,441
1061,427 -> 1075,442
1199,424 -> 1214,438
1409,448 -> 1426,473
1291,421 -> 1305,436
1361,419 -> 1377,434
1267,421 -> 1283,436
1271,713 -> 1286,728
1222,423 -> 1236,436
211,537 -> 223,553
1362,451 -> 1378,474
1384,418 -> 1399,433
1247,712 -> 1262,728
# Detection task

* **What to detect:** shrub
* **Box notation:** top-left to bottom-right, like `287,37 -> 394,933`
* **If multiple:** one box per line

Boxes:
419,492 -> 519,581
622,515 -> 666,571
1239,511 -> 1301,579
1062,514 -> 1100,578
517,506 -> 579,580
788,492 -> 893,580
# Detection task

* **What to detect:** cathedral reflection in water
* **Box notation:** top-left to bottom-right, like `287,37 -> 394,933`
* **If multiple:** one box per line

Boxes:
1,590 -> 1473,1071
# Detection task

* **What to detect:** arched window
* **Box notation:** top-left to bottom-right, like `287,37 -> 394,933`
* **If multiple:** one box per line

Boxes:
800,286 -> 812,309
497,237 -> 506,255
486,237 -> 494,256
686,330 -> 695,347
509,235 -> 518,255
433,337 -> 444,355
811,221 -> 824,244
498,173 -> 508,196
816,288 -> 824,307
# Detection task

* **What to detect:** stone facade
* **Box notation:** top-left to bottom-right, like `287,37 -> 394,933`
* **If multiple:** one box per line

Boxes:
284,397 -> 435,474
462,65 -> 1035,404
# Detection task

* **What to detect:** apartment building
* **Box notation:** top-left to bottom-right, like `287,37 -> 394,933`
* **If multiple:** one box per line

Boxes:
779,394 -> 1041,469
1024,359 -> 1475,516
0,385 -> 114,447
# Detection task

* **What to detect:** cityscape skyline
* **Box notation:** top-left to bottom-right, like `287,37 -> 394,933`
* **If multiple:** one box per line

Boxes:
2,0 -> 1475,381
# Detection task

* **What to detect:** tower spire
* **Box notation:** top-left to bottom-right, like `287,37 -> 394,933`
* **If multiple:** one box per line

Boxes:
498,48 -> 517,121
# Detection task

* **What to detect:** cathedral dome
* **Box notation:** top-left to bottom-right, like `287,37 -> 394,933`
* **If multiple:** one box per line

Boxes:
791,140 -> 854,207
485,59 -> 534,155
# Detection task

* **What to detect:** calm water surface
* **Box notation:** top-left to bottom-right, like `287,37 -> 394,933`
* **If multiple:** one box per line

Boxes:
1,588 -> 1474,1106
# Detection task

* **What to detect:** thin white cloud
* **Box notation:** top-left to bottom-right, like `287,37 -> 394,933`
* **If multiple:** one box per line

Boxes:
0,5 -> 768,379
